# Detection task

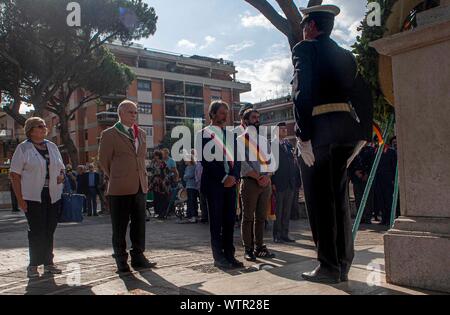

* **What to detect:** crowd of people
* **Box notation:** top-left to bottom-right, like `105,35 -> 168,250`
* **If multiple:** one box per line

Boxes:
349,136 -> 399,226
7,102 -> 399,278
5,3 -> 402,285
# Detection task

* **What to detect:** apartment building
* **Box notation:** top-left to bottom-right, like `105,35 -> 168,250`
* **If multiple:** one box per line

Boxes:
254,95 -> 296,141
44,43 -> 251,164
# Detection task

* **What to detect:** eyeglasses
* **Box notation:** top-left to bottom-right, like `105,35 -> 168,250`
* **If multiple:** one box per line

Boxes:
35,125 -> 47,129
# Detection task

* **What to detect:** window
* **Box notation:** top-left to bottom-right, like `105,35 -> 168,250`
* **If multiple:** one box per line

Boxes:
165,96 -> 185,117
186,100 -> 204,119
137,80 -> 152,91
138,103 -> 152,114
85,131 -> 89,141
185,84 -> 203,98
210,88 -> 222,101
142,126 -> 153,137
165,80 -> 184,95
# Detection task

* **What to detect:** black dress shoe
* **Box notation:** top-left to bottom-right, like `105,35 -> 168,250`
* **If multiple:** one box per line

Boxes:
273,237 -> 283,243
244,249 -> 256,262
131,258 -> 157,270
301,266 -> 340,284
227,257 -> 244,268
340,263 -> 350,282
340,273 -> 349,282
281,237 -> 296,243
214,258 -> 233,269
116,262 -> 131,273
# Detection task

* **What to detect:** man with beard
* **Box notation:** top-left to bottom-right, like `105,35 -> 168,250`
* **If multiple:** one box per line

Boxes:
237,109 -> 276,261
198,101 -> 243,269
233,103 -> 253,224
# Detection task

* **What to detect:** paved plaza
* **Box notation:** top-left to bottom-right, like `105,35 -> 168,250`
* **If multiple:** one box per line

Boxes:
0,210 -> 438,295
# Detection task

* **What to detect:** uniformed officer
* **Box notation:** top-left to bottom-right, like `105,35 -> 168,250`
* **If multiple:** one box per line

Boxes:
292,4 -> 367,284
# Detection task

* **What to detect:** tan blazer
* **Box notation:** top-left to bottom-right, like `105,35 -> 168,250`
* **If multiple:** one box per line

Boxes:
98,126 -> 148,196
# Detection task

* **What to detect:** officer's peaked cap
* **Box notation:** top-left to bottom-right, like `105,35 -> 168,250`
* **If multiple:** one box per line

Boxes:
299,4 -> 340,26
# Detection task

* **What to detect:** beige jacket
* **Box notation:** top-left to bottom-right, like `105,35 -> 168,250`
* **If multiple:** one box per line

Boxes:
98,126 -> 148,196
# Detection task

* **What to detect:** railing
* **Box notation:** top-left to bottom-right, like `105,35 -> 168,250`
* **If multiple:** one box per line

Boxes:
0,129 -> 13,140
96,112 -> 118,124
254,96 -> 292,109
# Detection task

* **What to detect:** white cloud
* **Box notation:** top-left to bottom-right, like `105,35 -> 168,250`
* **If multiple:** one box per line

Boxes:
199,35 -> 216,50
177,39 -> 197,50
236,56 -> 294,103
240,11 -> 277,30
226,40 -> 255,53
268,42 -> 289,55
234,1 -> 366,103
327,0 -> 366,47
212,40 -> 256,61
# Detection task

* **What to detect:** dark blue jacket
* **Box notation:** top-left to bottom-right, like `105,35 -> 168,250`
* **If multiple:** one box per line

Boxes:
292,34 -> 362,147
197,128 -> 240,194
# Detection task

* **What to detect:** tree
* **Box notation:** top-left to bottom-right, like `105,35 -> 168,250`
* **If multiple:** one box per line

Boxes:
244,0 -> 323,49
50,47 -> 135,166
0,0 -> 157,165
246,0 -> 399,124
352,0 -> 398,123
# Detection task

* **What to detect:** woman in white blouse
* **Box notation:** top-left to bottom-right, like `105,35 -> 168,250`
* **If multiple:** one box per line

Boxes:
10,117 -> 65,278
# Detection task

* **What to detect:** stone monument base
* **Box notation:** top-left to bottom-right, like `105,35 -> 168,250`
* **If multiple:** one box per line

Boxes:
384,217 -> 450,293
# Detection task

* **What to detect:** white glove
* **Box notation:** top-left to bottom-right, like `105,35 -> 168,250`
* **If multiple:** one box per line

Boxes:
297,139 -> 315,167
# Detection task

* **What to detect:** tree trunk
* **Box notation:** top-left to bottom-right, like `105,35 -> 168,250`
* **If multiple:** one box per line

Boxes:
244,0 -> 323,49
3,105 -> 26,126
58,112 -> 79,167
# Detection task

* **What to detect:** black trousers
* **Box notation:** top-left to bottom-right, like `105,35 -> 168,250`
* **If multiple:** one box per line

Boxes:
353,178 -> 374,223
153,191 -> 169,217
200,193 -> 209,221
109,189 -> 146,261
186,188 -> 199,218
86,187 -> 98,216
25,188 -> 59,267
205,186 -> 236,261
301,143 -> 356,275
374,176 -> 394,224
273,188 -> 294,239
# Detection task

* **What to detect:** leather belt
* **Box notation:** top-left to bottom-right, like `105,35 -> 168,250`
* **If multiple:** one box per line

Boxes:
312,103 -> 351,117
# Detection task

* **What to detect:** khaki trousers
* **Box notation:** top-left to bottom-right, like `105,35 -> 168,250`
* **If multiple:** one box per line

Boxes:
240,178 -> 272,250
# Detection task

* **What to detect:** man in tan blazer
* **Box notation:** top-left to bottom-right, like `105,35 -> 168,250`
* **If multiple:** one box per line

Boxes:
99,100 -> 156,273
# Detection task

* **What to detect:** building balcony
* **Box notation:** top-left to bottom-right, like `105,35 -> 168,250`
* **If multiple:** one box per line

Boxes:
100,92 -> 127,102
0,129 -> 13,141
97,112 -> 118,125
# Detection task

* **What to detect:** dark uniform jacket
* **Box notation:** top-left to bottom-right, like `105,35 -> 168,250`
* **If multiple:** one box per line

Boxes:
272,140 -> 297,192
197,128 -> 241,194
292,34 -> 362,147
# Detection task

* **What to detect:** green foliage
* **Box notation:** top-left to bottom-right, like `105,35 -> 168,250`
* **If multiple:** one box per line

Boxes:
0,0 -> 157,164
352,0 -> 398,124
81,46 -> 136,97
0,0 -> 157,112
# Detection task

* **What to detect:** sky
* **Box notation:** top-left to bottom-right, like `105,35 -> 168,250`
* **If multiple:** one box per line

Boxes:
137,0 -> 368,103
14,0 -> 367,113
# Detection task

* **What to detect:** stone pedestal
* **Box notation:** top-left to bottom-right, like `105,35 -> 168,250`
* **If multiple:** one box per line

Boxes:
371,6 -> 450,293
